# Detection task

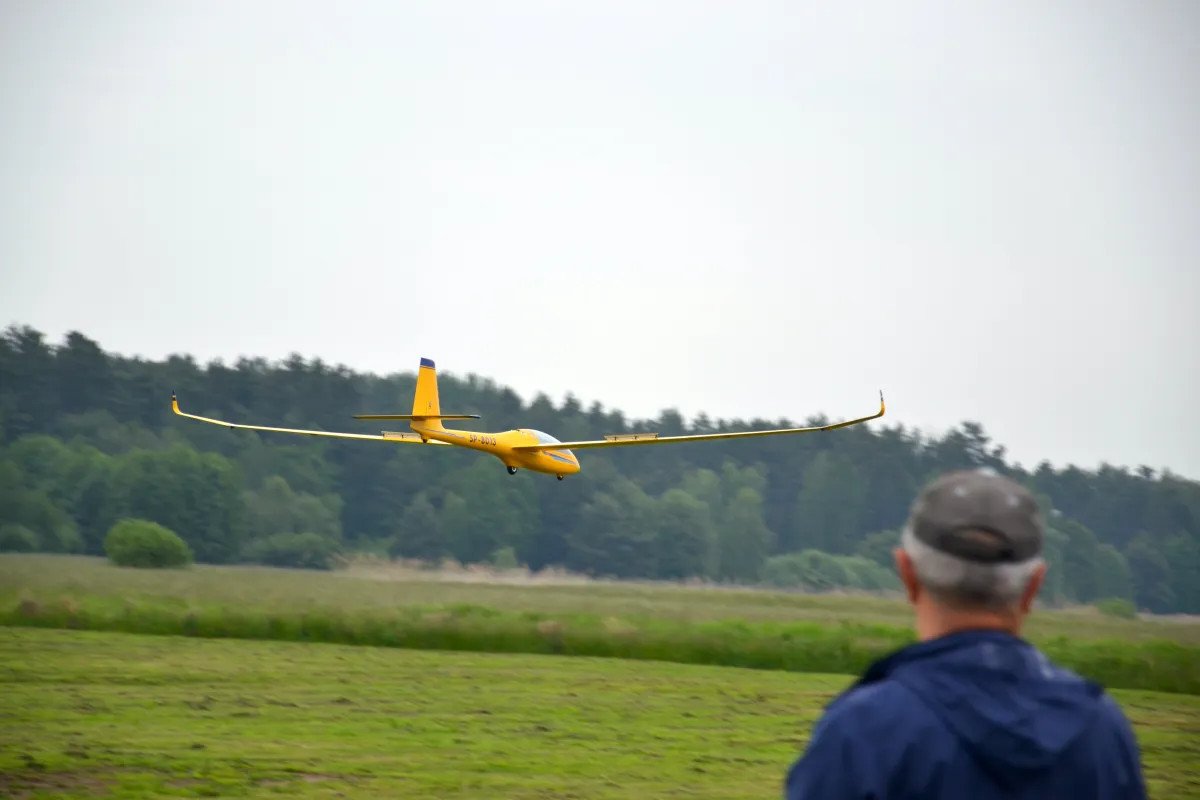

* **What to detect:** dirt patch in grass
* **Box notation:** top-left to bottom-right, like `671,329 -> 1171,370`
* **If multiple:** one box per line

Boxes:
0,768 -> 113,799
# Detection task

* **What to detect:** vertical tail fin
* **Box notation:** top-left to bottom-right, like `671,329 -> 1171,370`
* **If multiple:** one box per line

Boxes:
413,357 -> 442,430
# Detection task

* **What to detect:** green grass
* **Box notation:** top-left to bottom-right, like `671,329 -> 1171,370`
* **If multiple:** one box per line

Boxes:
1,628 -> 1198,799
6,554 -> 1197,644
3,555 -> 1199,695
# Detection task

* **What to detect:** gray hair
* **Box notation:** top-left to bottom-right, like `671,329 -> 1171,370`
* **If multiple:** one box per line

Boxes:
900,527 -> 1043,610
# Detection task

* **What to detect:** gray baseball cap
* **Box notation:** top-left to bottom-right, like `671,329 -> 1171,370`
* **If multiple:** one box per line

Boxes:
906,470 -> 1043,563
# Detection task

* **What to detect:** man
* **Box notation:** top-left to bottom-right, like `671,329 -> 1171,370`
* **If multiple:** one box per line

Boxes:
785,469 -> 1146,799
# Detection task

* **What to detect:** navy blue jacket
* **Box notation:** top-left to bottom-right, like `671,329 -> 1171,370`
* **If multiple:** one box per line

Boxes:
785,630 -> 1145,799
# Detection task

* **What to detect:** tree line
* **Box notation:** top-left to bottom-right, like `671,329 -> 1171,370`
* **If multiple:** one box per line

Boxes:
1,325 -> 1197,612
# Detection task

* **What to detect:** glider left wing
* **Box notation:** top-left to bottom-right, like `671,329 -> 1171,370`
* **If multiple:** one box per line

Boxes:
513,392 -> 885,452
171,394 -> 451,444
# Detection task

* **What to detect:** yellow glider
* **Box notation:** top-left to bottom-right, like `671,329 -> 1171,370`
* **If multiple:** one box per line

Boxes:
172,357 -> 885,480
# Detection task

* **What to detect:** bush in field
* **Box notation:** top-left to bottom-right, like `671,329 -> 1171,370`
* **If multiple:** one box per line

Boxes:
0,523 -> 39,552
856,529 -> 900,567
105,447 -> 245,564
763,550 -> 850,591
761,551 -> 900,593
242,532 -> 338,570
840,555 -> 901,591
1095,597 -> 1137,619
105,519 -> 192,568
491,546 -> 520,570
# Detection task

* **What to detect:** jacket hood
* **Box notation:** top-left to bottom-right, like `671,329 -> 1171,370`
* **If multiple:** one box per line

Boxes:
860,630 -> 1104,788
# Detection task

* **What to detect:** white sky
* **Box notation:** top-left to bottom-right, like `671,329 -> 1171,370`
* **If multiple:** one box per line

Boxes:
2,1 -> 1198,478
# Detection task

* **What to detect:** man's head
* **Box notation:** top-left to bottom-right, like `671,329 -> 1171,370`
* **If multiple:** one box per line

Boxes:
894,469 -> 1047,636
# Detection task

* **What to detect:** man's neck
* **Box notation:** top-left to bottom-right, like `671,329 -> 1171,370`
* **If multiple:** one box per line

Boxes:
914,601 -> 1022,642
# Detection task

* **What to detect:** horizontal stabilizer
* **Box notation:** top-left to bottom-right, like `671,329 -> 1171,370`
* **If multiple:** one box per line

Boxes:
381,431 -> 452,445
353,414 -> 481,421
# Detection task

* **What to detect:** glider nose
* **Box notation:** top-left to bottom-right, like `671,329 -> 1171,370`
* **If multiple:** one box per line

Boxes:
540,449 -> 581,475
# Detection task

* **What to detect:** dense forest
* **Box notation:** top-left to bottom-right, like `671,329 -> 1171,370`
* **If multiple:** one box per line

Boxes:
1,325 -> 1197,613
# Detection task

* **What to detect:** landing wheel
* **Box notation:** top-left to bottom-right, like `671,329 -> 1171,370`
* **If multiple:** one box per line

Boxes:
507,466 -> 518,475
556,474 -> 565,481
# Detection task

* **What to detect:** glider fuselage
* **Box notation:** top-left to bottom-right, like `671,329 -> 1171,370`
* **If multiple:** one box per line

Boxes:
414,424 -> 581,476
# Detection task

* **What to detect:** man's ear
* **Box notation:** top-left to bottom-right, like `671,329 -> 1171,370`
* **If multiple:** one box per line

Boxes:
1020,562 -> 1047,614
894,547 -> 920,604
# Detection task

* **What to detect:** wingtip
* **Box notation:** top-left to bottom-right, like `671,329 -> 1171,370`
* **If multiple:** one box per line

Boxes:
879,390 -> 886,415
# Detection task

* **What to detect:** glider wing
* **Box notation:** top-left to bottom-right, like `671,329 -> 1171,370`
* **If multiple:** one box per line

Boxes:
171,394 -> 451,444
513,392 -> 885,452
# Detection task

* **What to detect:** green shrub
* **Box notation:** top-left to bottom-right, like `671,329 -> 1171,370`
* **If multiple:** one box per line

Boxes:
1095,597 -> 1137,619
762,551 -> 849,591
762,552 -> 899,593
0,524 -> 39,553
840,555 -> 900,591
242,532 -> 338,570
491,546 -> 519,570
105,519 -> 192,568
856,529 -> 900,567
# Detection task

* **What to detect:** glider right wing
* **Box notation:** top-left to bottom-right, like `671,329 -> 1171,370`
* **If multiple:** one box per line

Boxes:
513,392 -> 885,452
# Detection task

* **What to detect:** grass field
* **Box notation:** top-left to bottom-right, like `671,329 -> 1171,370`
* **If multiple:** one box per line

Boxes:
1,628 -> 1198,799
3,555 -> 1198,694
6,554 -> 1198,643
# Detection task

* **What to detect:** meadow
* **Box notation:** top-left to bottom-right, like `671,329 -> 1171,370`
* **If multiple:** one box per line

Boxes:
2,627 -> 1198,799
2,555 -> 1199,694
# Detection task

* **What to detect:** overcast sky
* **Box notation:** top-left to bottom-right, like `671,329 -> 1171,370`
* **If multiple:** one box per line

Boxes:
2,1 -> 1197,478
